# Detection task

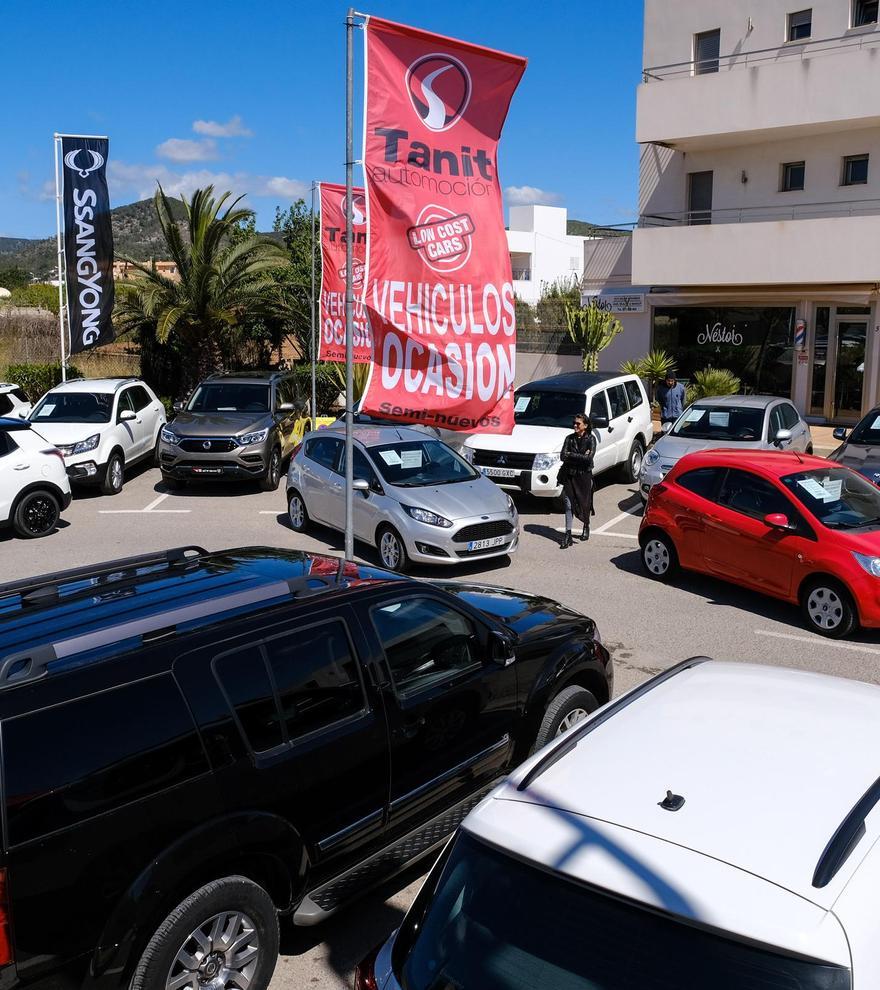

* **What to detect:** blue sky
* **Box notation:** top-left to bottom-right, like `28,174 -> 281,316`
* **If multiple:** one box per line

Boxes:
2,0 -> 644,239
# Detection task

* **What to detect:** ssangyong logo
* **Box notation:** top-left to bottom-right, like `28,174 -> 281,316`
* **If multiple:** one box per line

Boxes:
407,204 -> 474,274
340,191 -> 367,226
63,148 -> 104,178
405,53 -> 471,132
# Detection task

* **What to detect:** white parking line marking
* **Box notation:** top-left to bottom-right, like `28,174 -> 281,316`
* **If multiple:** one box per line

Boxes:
754,629 -> 880,656
144,493 -> 170,512
99,509 -> 191,514
593,509 -> 639,535
594,531 -> 639,540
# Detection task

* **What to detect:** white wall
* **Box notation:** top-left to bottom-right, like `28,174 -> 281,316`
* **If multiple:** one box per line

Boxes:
506,205 -> 589,305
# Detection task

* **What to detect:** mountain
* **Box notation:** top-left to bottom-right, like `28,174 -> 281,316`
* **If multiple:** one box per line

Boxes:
567,219 -> 632,238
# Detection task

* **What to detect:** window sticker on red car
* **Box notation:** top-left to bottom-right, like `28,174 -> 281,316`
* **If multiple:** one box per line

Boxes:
798,478 -> 842,502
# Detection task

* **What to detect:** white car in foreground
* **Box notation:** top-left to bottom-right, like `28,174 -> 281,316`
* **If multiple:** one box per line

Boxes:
29,378 -> 166,495
1,417 -> 71,538
362,658 -> 879,990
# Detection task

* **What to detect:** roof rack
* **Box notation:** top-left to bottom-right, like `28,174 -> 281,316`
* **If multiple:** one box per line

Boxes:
812,775 -> 880,888
0,546 -> 207,607
517,656 -> 711,793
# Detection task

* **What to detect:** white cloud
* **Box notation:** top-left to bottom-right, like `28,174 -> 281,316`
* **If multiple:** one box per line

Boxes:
192,115 -> 253,138
504,185 -> 562,207
156,138 -> 218,163
107,160 -> 308,204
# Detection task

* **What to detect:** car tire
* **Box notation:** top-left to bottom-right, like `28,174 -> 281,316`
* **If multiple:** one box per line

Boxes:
12,489 -> 60,539
533,685 -> 599,752
619,438 -> 645,484
259,448 -> 282,492
641,530 -> 679,581
100,452 -> 125,496
377,525 -> 409,573
287,489 -> 309,533
806,444 -> 814,455
130,876 -> 279,990
801,578 -> 858,639
153,432 -> 162,467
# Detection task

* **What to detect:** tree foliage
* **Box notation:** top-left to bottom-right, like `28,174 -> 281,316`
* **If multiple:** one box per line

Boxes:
687,366 -> 742,401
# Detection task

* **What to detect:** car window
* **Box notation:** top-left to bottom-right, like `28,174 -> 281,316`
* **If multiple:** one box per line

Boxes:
339,446 -> 381,487
306,436 -> 342,471
718,469 -> 795,521
31,391 -> 113,424
589,391 -> 609,421
128,386 -> 152,412
187,383 -> 270,413
213,644 -> 285,754
514,391 -> 585,429
607,384 -> 629,419
370,440 -> 478,488
677,467 -> 722,500
263,620 -> 366,742
624,380 -> 644,410
117,390 -> 136,420
11,388 -> 28,404
672,404 -> 763,441
782,466 -> 880,530
769,405 -> 784,439
372,597 -> 479,696
0,433 -> 16,457
849,411 -> 880,445
0,395 -> 12,416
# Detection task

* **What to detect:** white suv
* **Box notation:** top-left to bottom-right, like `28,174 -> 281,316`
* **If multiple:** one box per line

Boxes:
462,372 -> 653,497
0,383 -> 33,420
29,378 -> 166,495
363,659 -> 877,989
1,418 -> 71,538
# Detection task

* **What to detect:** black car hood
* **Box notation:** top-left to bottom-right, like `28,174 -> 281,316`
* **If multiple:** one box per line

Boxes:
830,443 -> 880,483
169,411 -> 271,437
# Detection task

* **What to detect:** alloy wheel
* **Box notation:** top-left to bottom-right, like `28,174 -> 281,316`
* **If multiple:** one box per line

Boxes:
631,446 -> 643,477
165,911 -> 259,990
555,708 -> 589,737
270,451 -> 280,486
380,532 -> 401,570
288,495 -> 304,530
22,494 -> 57,535
110,458 -> 124,491
644,538 -> 670,575
807,587 -> 843,631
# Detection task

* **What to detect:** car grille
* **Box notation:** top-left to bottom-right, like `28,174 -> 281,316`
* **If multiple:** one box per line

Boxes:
471,449 -> 534,471
178,438 -> 238,453
453,520 -> 514,544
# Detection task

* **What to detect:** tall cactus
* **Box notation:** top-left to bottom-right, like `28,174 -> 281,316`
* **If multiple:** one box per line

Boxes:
564,302 -> 623,372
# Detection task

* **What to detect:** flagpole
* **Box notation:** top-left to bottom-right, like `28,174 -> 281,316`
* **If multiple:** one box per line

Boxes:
53,134 -> 68,383
344,8 -> 356,562
310,181 -> 317,430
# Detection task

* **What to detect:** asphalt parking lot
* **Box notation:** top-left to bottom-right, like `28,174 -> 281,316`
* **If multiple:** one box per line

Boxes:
5,457 -> 880,988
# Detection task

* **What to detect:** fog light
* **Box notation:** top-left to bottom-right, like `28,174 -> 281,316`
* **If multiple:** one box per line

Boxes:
539,474 -> 549,484
415,542 -> 450,558
83,462 -> 98,477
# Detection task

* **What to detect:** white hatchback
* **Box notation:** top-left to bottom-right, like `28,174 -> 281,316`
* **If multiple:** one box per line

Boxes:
0,418 -> 71,538
0,383 -> 33,420
29,378 -> 166,495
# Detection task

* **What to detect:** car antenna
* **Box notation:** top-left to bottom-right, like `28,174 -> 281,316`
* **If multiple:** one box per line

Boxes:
792,448 -> 804,465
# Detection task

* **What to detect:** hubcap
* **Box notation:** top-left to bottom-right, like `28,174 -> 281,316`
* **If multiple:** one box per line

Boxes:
289,496 -> 304,529
556,708 -> 589,736
644,538 -> 670,575
166,911 -> 259,990
381,532 -> 401,569
632,448 -> 643,476
111,459 -> 123,489
807,587 -> 843,630
271,453 -> 280,483
23,495 -> 56,534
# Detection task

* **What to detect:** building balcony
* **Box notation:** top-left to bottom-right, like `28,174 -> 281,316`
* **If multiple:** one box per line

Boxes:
632,201 -> 880,285
638,32 -> 880,149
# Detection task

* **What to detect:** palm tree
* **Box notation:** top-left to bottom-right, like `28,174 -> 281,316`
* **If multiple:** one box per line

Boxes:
563,302 -> 623,372
115,186 -> 288,394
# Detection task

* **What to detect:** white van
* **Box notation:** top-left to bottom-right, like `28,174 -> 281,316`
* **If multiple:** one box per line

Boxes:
462,372 -> 653,497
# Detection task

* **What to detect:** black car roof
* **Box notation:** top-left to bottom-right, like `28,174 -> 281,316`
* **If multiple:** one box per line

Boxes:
517,371 -> 625,393
204,371 -> 290,383
0,417 -> 31,432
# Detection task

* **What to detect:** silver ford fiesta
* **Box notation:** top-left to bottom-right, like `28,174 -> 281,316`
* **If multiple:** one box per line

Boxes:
286,425 -> 519,571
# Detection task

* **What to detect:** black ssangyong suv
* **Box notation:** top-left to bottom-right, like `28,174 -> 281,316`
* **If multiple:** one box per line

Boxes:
0,546 -> 611,990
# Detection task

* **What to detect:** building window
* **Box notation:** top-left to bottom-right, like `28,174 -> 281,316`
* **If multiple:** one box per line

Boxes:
687,170 -> 714,225
694,29 -> 721,74
853,0 -> 879,26
787,9 -> 812,40
842,154 -> 869,186
509,252 -> 531,281
781,161 -> 805,192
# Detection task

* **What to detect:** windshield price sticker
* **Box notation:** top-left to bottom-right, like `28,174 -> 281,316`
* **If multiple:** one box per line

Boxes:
683,408 -> 704,423
36,404 -> 55,417
379,450 -> 402,466
798,478 -> 842,502
870,415 -> 880,431
400,450 -> 423,469
514,395 -> 531,413
708,412 -> 730,427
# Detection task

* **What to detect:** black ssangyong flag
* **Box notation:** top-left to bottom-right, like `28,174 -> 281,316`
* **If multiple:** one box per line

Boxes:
61,136 -> 115,353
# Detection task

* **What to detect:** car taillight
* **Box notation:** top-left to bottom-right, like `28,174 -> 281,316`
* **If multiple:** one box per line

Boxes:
353,942 -> 381,990
289,442 -> 303,461
652,483 -> 668,497
0,868 -> 14,967
41,447 -> 65,464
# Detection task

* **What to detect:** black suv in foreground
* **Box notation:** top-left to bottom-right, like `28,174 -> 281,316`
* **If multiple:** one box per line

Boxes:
0,546 -> 610,990
158,371 -> 307,490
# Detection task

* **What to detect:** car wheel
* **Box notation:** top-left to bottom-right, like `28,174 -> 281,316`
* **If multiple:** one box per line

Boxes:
12,489 -> 60,539
130,876 -> 278,990
806,444 -> 814,455
100,452 -> 125,495
153,432 -> 162,467
801,579 -> 857,639
287,490 -> 309,533
378,526 -> 409,573
619,438 -> 645,483
259,448 -> 282,492
641,531 -> 679,581
533,685 -> 599,752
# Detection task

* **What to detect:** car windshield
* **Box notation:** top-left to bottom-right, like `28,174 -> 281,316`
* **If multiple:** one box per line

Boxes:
514,391 -> 584,429
394,833 -> 851,990
187,383 -> 269,413
781,467 -> 880,530
672,404 -> 764,442
848,411 -> 880,446
31,392 -> 113,424
370,440 -> 479,487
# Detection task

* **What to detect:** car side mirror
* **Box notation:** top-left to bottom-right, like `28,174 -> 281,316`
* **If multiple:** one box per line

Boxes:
833,427 -> 849,441
773,428 -> 792,448
119,409 -> 136,422
352,478 -> 370,496
764,512 -> 793,530
173,401 -> 185,413
490,630 -> 516,666
591,415 -> 609,429
279,402 -> 295,412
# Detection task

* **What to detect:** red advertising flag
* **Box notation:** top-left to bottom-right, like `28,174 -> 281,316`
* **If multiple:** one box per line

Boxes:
318,182 -> 373,363
360,17 -> 526,433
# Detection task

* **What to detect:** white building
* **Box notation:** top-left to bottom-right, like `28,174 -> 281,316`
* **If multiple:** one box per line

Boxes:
587,0 -> 880,424
507,205 -> 590,305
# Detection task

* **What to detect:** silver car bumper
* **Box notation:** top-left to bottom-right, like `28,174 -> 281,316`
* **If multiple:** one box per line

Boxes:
638,459 -> 676,500
396,508 -> 520,566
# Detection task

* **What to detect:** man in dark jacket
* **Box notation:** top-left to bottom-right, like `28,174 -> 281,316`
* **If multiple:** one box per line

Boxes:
656,373 -> 686,432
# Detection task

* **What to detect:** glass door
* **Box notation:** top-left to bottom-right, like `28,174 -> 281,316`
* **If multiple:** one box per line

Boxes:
831,319 -> 868,422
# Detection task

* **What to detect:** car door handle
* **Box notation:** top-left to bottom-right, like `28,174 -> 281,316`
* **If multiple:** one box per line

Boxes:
13,463 -> 29,471
607,425 -> 614,432
393,717 -> 425,740
627,415 -> 633,423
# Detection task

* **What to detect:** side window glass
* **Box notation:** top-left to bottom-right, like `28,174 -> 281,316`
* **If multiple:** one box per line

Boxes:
306,437 -> 341,470
0,433 -> 15,458
214,645 -> 284,753
677,467 -> 721,501
372,598 -> 478,696
718,469 -> 794,520
351,447 -> 379,487
133,387 -> 152,412
117,390 -> 136,420
0,395 -> 12,416
11,389 -> 28,404
769,406 -> 784,438
624,380 -> 644,410
589,391 -> 609,421
608,384 -> 629,419
264,621 -> 366,741
783,404 -> 800,429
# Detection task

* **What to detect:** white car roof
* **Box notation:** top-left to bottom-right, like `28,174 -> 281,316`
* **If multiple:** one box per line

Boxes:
46,378 -> 141,394
491,661 -> 880,915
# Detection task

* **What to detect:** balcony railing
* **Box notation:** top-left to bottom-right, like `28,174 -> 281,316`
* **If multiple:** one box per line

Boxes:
643,29 -> 880,82
511,268 -> 532,280
640,197 -> 880,227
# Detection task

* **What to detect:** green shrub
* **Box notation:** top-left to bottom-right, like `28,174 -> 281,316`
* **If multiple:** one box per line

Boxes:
5,362 -> 83,403
4,284 -> 60,314
688,367 -> 741,401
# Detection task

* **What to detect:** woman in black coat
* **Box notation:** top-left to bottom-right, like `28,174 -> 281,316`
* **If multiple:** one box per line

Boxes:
557,412 -> 596,549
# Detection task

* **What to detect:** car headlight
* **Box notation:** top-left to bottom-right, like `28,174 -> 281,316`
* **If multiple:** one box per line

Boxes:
643,449 -> 661,467
58,433 -> 100,457
238,428 -> 269,446
533,452 -> 561,471
853,551 -> 880,577
402,505 -> 453,528
160,427 -> 179,446
459,446 -> 474,463
505,493 -> 517,518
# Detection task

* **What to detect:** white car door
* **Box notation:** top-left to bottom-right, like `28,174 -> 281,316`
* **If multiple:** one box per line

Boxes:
588,390 -> 615,475
606,382 -> 635,467
116,388 -> 149,459
0,431 -> 37,524
130,385 -> 164,455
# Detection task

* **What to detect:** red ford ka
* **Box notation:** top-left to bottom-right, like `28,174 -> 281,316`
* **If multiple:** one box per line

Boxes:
639,449 -> 880,638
